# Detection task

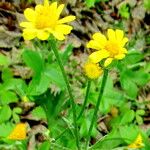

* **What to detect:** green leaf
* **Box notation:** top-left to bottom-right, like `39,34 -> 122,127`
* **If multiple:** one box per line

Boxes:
120,70 -> 138,99
120,110 -> 135,125
27,72 -> 51,96
101,89 -> 125,114
22,49 -> 44,75
0,79 -> 26,93
38,141 -> 50,150
99,76 -> 125,114
12,107 -> 22,123
79,111 -> 97,137
144,62 -> 150,73
119,125 -> 139,143
90,129 -> 123,150
1,68 -> 13,82
61,44 -> 73,65
0,105 -> 11,123
136,110 -> 145,116
31,106 -> 46,120
15,80 -> 27,97
12,113 -> 20,123
0,123 -> 13,137
118,4 -> 130,19
0,54 -> 9,67
119,51 -> 144,69
111,147 -> 128,150
0,91 -> 18,105
144,0 -> 150,10
132,70 -> 150,86
136,115 -> 143,125
85,0 -> 107,8
13,107 -> 22,114
28,62 -> 66,95
85,0 -> 96,7
44,64 -> 65,89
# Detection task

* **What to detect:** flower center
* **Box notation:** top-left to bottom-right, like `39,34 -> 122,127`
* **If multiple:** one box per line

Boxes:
84,63 -> 102,79
105,41 -> 120,57
35,9 -> 57,29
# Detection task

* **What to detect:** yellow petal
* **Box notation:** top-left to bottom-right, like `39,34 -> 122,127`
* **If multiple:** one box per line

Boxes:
58,16 -> 76,24
8,123 -> 26,140
115,29 -> 124,40
93,32 -> 107,42
24,8 -> 36,22
121,48 -> 128,54
115,54 -> 125,59
49,2 -> 57,12
57,4 -> 64,18
52,32 -> 65,40
84,62 -> 103,79
44,0 -> 49,6
128,134 -> 144,149
92,32 -> 107,49
128,143 -> 138,148
135,134 -> 142,144
20,22 -> 34,28
55,24 -> 73,35
35,4 -> 44,12
87,40 -> 102,50
37,30 -> 49,40
22,29 -> 37,40
89,50 -> 109,63
46,2 -> 58,21
121,37 -> 128,46
107,29 -> 116,41
104,58 -> 113,67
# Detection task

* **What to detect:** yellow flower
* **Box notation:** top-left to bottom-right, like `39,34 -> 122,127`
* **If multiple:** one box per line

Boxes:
20,0 -> 75,41
87,29 -> 128,66
8,123 -> 27,140
128,134 -> 144,149
84,61 -> 103,79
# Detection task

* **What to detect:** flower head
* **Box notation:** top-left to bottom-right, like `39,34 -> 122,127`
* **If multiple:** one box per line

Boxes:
20,0 -> 76,41
84,61 -> 103,79
128,134 -> 144,149
87,29 -> 128,66
8,123 -> 26,140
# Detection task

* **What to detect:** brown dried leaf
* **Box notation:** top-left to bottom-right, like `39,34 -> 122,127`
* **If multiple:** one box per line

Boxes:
0,26 -> 21,48
132,5 -> 146,20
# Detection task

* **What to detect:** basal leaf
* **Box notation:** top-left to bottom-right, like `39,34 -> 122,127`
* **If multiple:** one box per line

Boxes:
44,64 -> 65,89
22,49 -> 44,75
31,106 -> 46,120
0,105 -> 11,123
0,91 -> 18,105
120,110 -> 135,125
0,54 -> 10,67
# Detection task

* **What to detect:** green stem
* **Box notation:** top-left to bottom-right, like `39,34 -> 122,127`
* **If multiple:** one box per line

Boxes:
49,39 -> 80,150
55,128 -> 69,141
85,69 -> 108,149
42,104 -> 51,130
78,80 -> 91,120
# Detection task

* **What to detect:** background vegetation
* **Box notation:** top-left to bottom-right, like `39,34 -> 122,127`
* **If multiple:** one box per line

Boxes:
0,0 -> 150,149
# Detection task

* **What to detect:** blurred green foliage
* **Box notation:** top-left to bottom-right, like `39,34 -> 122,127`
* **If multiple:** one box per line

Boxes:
84,0 -> 108,8
144,0 -> 150,10
118,4 -> 130,19
0,0 -> 150,149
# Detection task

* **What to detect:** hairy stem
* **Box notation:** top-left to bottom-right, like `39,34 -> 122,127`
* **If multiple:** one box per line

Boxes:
78,80 -> 91,120
50,39 -> 80,150
85,69 -> 108,149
